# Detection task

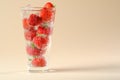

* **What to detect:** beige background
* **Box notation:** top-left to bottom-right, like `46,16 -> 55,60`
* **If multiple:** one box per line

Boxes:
0,0 -> 120,80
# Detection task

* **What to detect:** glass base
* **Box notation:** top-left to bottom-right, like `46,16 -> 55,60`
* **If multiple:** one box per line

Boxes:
28,66 -> 49,73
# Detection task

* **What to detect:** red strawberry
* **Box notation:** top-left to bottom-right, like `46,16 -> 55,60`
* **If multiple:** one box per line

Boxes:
37,26 -> 52,36
23,18 -> 32,29
26,46 -> 40,56
44,2 -> 54,9
33,36 -> 49,49
24,29 -> 36,41
32,57 -> 46,67
28,14 -> 42,26
40,8 -> 52,21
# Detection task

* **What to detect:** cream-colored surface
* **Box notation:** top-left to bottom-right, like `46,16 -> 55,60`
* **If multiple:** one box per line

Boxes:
0,0 -> 120,80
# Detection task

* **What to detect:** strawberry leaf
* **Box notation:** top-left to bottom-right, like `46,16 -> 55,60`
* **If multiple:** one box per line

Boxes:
28,58 -> 32,61
37,33 -> 46,37
42,22 -> 49,28
31,42 -> 35,48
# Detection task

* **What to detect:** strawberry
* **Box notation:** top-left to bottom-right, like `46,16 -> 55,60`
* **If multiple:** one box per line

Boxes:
44,2 -> 54,9
32,57 -> 46,67
33,36 -> 49,49
26,46 -> 40,56
37,26 -> 52,36
24,29 -> 36,41
23,18 -> 32,29
28,14 -> 42,26
40,8 -> 52,21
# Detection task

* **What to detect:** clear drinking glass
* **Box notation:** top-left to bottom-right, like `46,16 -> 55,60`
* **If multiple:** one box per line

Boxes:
22,7 -> 55,72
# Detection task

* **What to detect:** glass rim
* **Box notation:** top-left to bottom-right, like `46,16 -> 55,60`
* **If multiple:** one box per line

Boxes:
21,7 -> 55,11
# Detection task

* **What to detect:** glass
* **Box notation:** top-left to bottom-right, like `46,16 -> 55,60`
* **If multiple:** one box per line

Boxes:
21,7 -> 55,72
